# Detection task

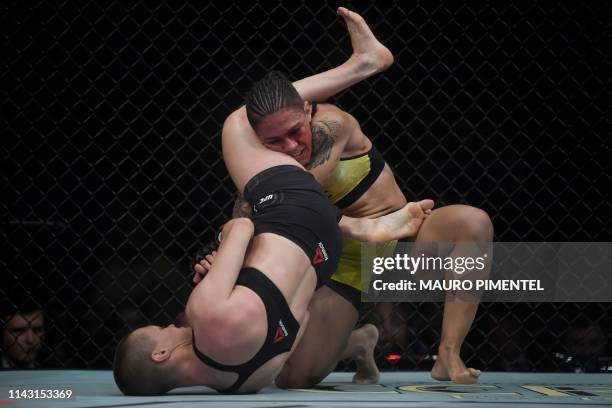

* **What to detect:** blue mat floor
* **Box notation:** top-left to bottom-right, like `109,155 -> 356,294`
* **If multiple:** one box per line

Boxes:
1,370 -> 611,407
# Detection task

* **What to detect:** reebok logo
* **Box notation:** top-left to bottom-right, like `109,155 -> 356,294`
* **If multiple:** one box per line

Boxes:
273,319 -> 289,343
312,242 -> 329,265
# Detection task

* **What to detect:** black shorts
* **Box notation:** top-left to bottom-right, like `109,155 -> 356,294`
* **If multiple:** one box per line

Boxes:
244,165 -> 343,288
326,279 -> 361,312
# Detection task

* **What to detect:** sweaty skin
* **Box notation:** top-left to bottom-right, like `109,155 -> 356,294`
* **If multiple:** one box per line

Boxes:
118,8 -> 420,397
273,102 -> 488,386
198,6 -> 491,387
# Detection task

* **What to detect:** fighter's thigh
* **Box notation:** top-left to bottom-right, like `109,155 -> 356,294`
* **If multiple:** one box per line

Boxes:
281,286 -> 359,387
416,204 -> 491,242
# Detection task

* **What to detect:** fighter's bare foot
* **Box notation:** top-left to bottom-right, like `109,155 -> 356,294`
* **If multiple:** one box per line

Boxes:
431,349 -> 481,384
369,199 -> 434,242
352,324 -> 380,384
337,7 -> 394,75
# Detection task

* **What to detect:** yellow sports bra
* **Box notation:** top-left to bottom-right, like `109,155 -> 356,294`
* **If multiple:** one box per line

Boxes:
323,145 -> 385,209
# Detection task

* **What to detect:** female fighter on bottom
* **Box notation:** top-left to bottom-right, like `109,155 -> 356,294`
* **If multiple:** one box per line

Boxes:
112,9 -> 433,394
196,7 -> 493,387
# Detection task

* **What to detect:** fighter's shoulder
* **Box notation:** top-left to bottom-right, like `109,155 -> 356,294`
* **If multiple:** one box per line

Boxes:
313,103 -> 351,122
312,103 -> 355,139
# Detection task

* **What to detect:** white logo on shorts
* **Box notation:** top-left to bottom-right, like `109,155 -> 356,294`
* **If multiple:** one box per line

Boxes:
317,242 -> 329,261
258,194 -> 274,204
278,319 -> 288,336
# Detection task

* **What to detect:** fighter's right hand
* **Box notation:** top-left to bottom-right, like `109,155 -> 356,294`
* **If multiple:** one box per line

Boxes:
192,241 -> 219,284
191,218 -> 253,284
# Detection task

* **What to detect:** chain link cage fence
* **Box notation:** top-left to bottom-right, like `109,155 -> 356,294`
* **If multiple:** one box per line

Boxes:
2,1 -> 611,372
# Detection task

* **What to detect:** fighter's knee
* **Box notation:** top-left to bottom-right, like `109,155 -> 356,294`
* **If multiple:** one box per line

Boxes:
458,206 -> 494,240
472,208 -> 494,240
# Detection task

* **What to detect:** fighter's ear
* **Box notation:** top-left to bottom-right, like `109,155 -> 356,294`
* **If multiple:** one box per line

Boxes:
304,101 -> 312,119
151,347 -> 171,363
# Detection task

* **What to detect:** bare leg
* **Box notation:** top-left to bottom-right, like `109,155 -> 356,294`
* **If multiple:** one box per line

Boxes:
413,205 -> 493,384
276,287 -> 359,388
431,299 -> 481,384
340,199 -> 434,242
340,323 -> 380,384
293,8 -> 393,102
370,199 -> 434,241
337,7 -> 394,76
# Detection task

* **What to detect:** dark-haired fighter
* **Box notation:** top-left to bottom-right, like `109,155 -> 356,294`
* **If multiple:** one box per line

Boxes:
113,8 -> 434,396
196,7 -> 492,387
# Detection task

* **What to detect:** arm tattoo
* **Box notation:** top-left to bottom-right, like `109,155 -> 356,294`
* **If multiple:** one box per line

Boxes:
232,193 -> 252,218
306,119 -> 339,170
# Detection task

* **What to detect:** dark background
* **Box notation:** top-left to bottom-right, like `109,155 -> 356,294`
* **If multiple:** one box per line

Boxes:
1,1 -> 611,371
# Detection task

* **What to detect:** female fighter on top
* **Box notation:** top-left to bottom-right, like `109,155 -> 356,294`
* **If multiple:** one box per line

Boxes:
194,7 -> 493,387
113,7 -> 433,395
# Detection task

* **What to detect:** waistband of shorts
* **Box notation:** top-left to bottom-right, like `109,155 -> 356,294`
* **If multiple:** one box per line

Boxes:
244,165 -> 313,202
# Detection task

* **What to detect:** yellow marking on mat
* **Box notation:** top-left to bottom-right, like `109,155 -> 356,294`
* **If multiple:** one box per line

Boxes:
290,383 -> 398,394
522,385 -> 612,397
398,384 -> 519,396
521,385 -> 569,396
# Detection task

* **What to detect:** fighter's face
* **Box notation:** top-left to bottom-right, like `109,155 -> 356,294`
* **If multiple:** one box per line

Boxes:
255,106 -> 313,165
2,311 -> 45,366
